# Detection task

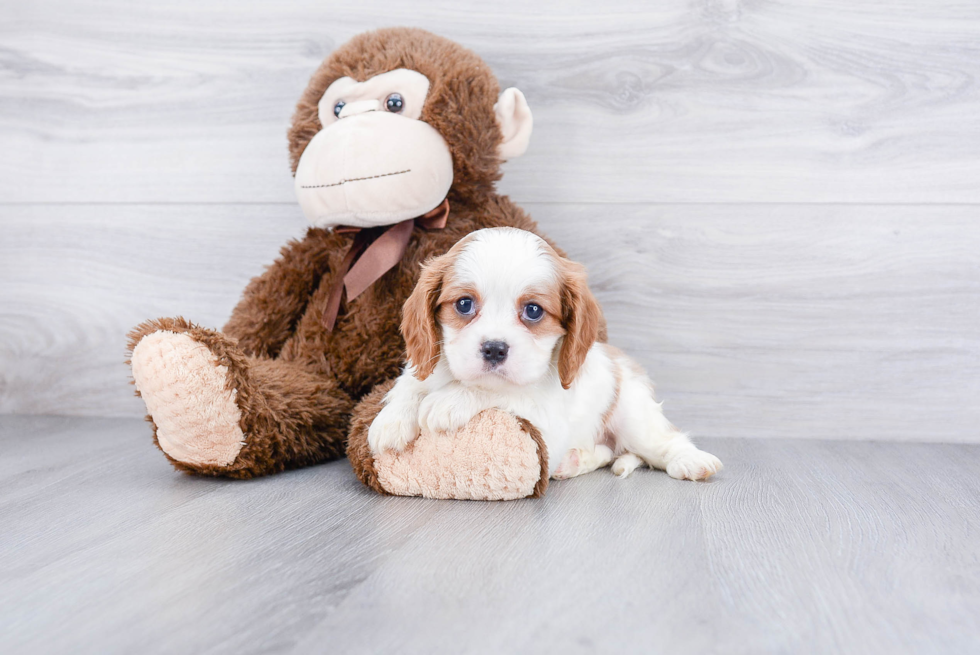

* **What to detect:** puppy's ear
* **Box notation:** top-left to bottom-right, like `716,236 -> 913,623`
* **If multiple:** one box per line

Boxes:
558,259 -> 603,389
401,254 -> 451,380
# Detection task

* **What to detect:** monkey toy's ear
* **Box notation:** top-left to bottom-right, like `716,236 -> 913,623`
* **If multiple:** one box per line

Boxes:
494,88 -> 533,160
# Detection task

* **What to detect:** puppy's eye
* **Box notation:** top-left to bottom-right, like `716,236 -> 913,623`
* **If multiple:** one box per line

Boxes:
385,93 -> 404,113
333,100 -> 346,118
522,303 -> 544,321
455,297 -> 475,316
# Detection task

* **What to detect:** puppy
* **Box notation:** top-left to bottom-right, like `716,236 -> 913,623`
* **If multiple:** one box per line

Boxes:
368,227 -> 723,481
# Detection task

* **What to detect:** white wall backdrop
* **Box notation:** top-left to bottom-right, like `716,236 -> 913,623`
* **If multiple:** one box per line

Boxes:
2,0 -> 978,441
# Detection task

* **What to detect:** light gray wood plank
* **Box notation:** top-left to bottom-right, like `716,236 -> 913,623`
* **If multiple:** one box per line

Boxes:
0,203 -> 307,418
2,1 -> 980,204
1,416 -> 979,654
543,203 -> 980,444
1,203 -> 978,444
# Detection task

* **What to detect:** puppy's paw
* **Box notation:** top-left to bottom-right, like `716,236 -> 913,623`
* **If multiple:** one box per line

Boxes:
418,391 -> 478,436
367,403 -> 420,454
553,445 -> 614,480
666,449 -> 723,481
611,453 -> 644,478
552,448 -> 582,480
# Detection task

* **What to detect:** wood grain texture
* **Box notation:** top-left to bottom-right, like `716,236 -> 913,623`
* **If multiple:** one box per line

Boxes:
0,203 -> 305,418
2,0 -> 980,204
1,415 -> 978,654
2,203 -> 978,443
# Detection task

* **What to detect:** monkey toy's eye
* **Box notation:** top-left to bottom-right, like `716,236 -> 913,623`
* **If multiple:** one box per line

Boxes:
385,93 -> 404,113
522,303 -> 544,322
455,297 -> 475,316
333,100 -> 346,118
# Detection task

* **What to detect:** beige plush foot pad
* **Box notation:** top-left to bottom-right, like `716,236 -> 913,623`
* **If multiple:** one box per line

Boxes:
131,331 -> 245,467
372,410 -> 547,501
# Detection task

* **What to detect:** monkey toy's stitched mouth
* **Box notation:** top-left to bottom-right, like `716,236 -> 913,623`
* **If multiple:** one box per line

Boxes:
300,169 -> 411,190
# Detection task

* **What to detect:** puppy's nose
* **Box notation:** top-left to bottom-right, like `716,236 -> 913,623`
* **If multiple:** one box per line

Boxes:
481,340 -> 509,365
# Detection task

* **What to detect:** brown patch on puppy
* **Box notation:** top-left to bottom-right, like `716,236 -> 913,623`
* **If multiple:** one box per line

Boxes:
556,259 -> 603,389
401,254 -> 454,380
401,234 -> 479,379
530,239 -> 604,388
437,284 -> 481,331
517,288 -> 565,337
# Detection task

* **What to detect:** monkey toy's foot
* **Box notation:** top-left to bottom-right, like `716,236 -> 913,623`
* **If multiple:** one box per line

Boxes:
347,381 -> 550,501
129,321 -> 246,471
127,318 -> 352,479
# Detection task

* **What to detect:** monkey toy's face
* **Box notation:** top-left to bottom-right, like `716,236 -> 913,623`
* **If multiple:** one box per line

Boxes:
295,66 -> 532,230
295,69 -> 450,229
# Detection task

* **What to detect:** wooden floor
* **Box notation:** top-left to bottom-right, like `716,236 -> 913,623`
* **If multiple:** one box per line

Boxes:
2,416 -> 978,654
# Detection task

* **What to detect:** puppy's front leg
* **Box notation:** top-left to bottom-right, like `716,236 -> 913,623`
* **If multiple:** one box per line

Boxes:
418,386 -> 493,436
368,368 -> 426,454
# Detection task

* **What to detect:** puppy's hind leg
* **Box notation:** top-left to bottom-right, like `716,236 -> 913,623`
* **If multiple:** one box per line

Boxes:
612,369 -> 723,481
552,445 -> 614,480
611,453 -> 644,478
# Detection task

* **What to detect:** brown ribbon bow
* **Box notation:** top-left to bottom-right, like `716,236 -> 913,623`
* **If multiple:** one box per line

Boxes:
323,198 -> 450,331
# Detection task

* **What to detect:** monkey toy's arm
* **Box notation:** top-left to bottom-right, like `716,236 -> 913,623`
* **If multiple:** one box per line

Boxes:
223,227 -> 337,358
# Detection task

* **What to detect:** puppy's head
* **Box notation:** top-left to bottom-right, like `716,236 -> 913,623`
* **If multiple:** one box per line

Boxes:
402,227 -> 602,389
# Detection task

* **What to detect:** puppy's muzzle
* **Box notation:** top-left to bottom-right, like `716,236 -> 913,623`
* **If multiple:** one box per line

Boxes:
480,340 -> 509,366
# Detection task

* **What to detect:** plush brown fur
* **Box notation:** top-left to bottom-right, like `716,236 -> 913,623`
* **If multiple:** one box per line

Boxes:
345,379 -> 395,495
128,27 -> 605,479
127,317 -> 352,478
519,417 -> 551,499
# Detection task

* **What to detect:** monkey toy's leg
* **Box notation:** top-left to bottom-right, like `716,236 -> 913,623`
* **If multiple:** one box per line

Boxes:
128,317 -> 353,478
126,228 -> 355,478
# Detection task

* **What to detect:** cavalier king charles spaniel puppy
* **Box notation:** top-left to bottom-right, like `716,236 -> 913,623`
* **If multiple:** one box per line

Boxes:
368,227 -> 723,481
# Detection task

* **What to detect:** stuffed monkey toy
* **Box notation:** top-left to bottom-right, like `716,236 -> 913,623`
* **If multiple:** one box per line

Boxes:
127,28 -> 602,499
